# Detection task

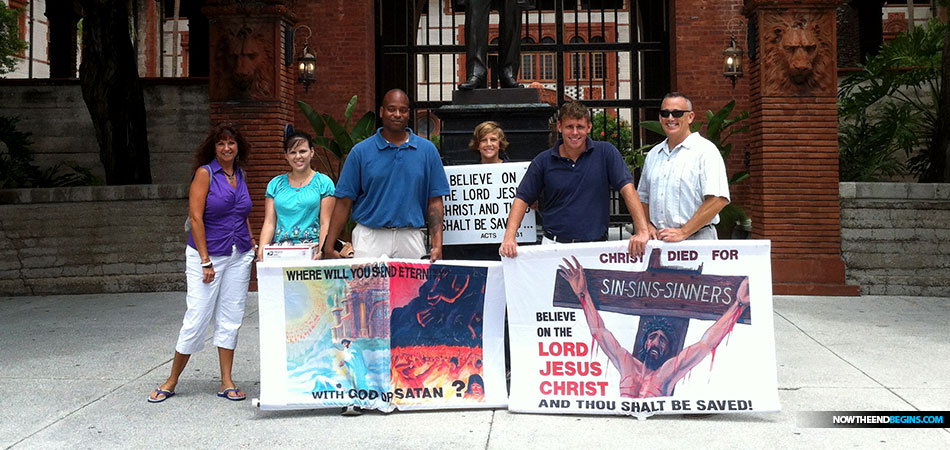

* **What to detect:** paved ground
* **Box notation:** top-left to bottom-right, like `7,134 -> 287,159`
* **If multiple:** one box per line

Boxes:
1,292 -> 947,449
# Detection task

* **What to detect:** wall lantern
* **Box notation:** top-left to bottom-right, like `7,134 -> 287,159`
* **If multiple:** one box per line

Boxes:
723,18 -> 744,87
290,24 -> 316,91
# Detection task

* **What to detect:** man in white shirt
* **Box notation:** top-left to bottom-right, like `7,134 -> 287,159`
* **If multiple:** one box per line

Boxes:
637,92 -> 730,241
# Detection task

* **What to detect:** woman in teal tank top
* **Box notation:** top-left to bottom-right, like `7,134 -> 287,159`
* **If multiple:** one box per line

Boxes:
257,131 -> 335,260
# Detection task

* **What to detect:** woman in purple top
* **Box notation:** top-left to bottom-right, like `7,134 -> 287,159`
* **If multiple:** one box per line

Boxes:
148,123 -> 256,403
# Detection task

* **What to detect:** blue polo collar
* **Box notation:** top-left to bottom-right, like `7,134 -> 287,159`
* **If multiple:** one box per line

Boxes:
550,137 -> 595,160
372,127 -> 419,151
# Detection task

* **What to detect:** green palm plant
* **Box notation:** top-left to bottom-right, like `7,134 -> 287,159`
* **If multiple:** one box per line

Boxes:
1,116 -> 101,188
837,18 -> 945,181
296,95 -> 376,182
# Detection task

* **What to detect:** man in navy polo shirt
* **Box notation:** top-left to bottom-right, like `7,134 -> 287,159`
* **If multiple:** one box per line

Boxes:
323,89 -> 450,262
498,101 -> 652,258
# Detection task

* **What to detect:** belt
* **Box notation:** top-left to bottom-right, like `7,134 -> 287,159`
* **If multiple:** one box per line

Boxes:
367,225 -> 416,230
357,224 -> 418,232
543,230 -> 608,244
692,224 -> 714,234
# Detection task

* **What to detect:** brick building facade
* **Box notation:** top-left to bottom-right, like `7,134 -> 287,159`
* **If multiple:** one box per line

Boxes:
231,0 -> 855,293
11,0 -> 944,294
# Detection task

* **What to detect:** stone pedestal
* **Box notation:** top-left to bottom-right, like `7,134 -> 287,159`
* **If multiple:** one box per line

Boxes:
743,0 -> 859,295
436,88 -> 556,165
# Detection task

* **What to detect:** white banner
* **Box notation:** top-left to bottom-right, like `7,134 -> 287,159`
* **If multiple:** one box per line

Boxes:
257,258 -> 508,411
443,162 -> 536,245
503,240 -> 780,417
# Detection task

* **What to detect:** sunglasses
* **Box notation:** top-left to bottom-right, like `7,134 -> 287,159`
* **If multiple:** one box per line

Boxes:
659,109 -> 691,118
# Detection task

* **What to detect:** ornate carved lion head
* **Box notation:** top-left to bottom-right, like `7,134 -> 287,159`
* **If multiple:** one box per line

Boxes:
211,24 -> 275,101
764,14 -> 833,94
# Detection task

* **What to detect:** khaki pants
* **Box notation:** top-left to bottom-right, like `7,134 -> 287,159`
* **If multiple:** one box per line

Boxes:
351,223 -> 426,259
688,224 -> 719,240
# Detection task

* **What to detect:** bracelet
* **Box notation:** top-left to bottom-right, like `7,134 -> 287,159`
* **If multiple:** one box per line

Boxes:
200,260 -> 213,268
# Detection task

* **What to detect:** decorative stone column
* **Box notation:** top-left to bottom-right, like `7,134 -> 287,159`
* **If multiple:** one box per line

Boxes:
202,0 -> 296,232
743,0 -> 859,295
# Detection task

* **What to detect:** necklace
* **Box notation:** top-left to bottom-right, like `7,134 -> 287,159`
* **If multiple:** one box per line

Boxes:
222,169 -> 235,180
288,171 -> 313,189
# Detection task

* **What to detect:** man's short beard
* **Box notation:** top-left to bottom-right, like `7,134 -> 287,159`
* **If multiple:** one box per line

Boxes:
638,347 -> 667,371
637,317 -> 676,370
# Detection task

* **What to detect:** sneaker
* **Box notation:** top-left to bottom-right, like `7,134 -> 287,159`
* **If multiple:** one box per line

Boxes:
341,405 -> 362,416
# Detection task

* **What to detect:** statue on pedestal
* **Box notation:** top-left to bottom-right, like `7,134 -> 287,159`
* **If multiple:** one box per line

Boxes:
457,0 -> 535,90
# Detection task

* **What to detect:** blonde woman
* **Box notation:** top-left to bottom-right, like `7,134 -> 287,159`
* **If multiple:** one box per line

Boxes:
469,121 -> 508,164
444,121 -> 511,261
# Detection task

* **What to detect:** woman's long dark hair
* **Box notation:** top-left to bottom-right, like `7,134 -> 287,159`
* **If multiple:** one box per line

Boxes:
190,122 -> 252,176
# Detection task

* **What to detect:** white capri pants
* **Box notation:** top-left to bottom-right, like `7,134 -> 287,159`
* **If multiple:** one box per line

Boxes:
176,245 -> 255,354
351,223 -> 426,259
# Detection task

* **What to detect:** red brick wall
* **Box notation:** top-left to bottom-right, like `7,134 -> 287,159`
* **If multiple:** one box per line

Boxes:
144,0 -> 159,77
292,0 -> 377,154
749,97 -> 842,253
670,0 -> 752,216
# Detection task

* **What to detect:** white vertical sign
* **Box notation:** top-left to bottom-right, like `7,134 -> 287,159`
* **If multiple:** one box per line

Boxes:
443,162 -> 537,245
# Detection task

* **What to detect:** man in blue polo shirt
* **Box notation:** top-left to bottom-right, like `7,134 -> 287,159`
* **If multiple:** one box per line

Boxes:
323,89 -> 450,262
499,101 -> 652,258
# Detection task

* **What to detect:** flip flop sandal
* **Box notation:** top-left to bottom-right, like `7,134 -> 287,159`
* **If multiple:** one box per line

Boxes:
217,387 -> 246,401
147,388 -> 175,403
